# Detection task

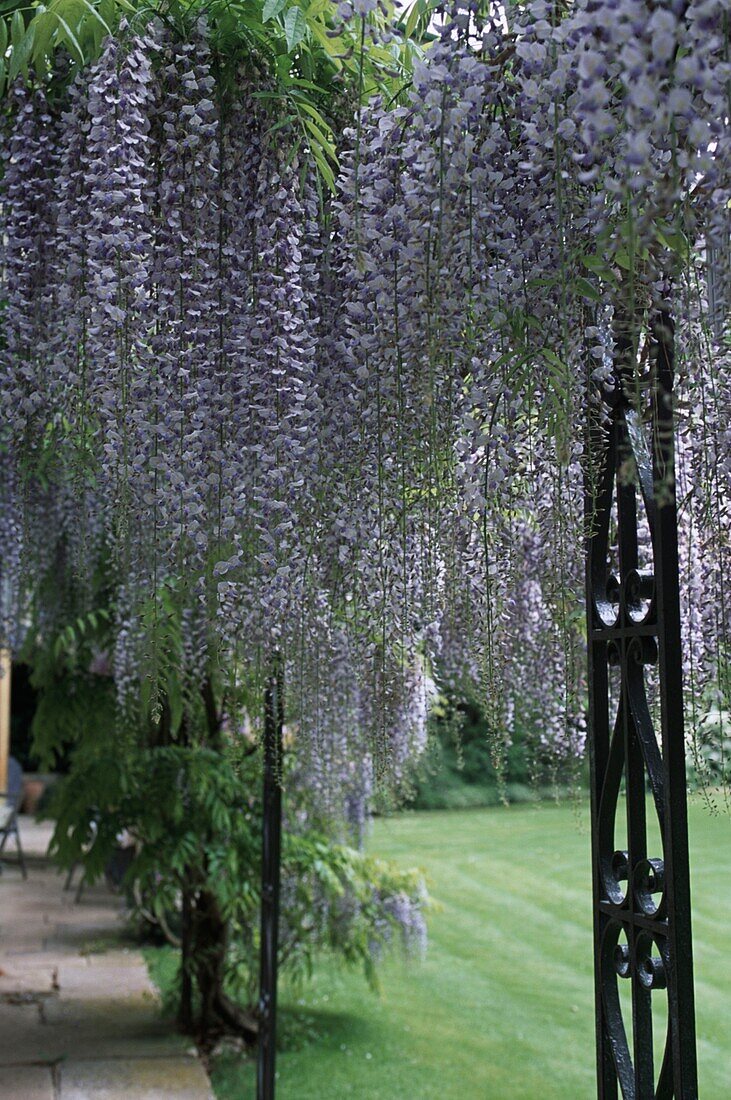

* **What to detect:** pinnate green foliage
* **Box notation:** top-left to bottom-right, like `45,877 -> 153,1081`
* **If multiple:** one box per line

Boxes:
0,0 -> 426,189
25,607 -> 429,1021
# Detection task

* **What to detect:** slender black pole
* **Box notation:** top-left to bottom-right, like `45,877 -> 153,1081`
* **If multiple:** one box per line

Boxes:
257,654 -> 284,1100
651,313 -> 698,1097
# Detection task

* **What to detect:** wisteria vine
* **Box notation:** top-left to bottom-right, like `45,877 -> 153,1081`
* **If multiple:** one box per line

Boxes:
1,0 -> 731,815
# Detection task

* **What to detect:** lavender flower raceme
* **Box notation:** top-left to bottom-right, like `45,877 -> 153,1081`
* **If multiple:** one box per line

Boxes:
3,3 -> 731,810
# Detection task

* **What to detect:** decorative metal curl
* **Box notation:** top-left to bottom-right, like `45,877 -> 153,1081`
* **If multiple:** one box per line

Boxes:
586,313 -> 698,1098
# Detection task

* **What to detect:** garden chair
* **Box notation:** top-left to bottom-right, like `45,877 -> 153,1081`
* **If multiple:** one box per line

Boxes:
0,756 -> 28,879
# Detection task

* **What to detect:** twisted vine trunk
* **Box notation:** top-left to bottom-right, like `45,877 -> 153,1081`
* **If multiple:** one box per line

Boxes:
175,677 -> 258,1048
192,884 -> 258,1047
177,875 -> 258,1046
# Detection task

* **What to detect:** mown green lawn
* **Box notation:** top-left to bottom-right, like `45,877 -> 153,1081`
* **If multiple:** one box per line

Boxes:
208,799 -> 730,1099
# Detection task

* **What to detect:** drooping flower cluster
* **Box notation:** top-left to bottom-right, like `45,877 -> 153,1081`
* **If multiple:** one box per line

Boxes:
328,0 -> 731,769
2,0 -> 731,808
0,22 -> 433,818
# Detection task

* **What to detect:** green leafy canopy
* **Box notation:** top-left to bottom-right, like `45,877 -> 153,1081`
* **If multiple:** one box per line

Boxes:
0,0 -> 434,188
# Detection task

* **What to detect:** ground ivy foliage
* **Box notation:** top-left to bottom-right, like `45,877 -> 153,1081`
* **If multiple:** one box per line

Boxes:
1,0 -> 731,810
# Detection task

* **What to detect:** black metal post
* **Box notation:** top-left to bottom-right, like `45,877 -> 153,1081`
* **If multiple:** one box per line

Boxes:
257,654 -> 284,1100
586,312 -> 698,1098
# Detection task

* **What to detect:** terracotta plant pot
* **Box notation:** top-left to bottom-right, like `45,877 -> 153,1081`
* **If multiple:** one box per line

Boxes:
21,778 -> 45,815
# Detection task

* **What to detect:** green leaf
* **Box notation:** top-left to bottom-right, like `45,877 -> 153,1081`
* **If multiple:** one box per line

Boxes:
307,17 -> 341,62
310,142 -> 335,192
655,224 -> 689,260
580,253 -> 618,286
98,0 -> 116,23
264,113 -> 298,139
284,76 -> 322,93
0,17 -> 7,57
78,0 -> 112,34
302,115 -> 337,164
9,20 -> 35,83
53,12 -> 85,64
580,253 -> 607,275
294,97 -> 331,132
405,0 -> 420,37
284,5 -> 307,51
574,276 -> 602,303
10,9 -> 23,50
274,52 -> 293,79
262,0 -> 287,21
32,11 -> 58,69
405,0 -> 434,38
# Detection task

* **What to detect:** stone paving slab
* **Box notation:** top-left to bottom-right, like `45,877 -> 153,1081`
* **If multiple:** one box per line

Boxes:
0,1065 -> 55,1100
0,1001 -> 44,1060
60,1057 -> 215,1100
53,954 -> 154,1000
0,988 -> 188,1068
0,967 -> 57,997
36,996 -> 185,1063
0,860 -> 212,1098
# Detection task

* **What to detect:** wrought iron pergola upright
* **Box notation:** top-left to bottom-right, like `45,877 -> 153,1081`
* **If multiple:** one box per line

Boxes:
586,312 -> 698,1098
257,654 -> 284,1100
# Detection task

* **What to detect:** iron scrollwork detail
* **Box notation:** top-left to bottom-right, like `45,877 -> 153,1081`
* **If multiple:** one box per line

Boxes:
586,314 -> 698,1099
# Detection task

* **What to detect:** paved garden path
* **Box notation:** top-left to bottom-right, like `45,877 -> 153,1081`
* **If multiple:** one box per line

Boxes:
0,817 -> 213,1100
